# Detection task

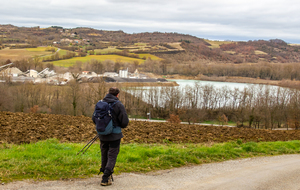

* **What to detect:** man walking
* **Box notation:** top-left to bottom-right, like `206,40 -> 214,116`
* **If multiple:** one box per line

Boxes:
93,87 -> 129,186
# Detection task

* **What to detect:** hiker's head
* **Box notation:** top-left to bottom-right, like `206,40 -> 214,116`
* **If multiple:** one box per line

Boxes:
109,87 -> 120,97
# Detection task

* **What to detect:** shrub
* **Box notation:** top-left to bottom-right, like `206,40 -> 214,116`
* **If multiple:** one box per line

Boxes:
167,114 -> 181,124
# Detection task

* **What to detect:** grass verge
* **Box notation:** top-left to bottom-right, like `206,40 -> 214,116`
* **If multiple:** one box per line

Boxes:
202,120 -> 238,126
1,139 -> 300,183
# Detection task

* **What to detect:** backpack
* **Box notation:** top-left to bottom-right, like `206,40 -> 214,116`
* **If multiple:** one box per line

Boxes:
93,100 -> 119,135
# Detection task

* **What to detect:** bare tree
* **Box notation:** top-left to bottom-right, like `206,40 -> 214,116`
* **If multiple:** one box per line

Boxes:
68,81 -> 81,116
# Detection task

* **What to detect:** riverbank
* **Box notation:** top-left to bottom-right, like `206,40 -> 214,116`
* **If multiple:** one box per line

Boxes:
108,81 -> 178,87
146,73 -> 300,89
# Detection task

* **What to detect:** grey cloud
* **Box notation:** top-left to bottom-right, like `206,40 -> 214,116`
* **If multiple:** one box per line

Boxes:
0,0 -> 300,43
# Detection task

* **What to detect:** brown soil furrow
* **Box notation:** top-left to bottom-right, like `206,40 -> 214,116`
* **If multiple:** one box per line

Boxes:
1,111 -> 300,144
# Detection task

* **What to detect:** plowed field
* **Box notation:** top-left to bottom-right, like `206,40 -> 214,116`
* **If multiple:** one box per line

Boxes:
1,111 -> 300,144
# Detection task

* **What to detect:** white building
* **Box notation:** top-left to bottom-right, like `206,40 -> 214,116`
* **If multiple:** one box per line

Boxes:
119,69 -> 128,78
28,70 -> 38,78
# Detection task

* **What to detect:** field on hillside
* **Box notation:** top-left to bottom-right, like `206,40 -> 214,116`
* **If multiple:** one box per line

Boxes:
0,47 -> 53,60
137,54 -> 162,60
1,111 -> 300,145
25,47 -> 55,52
94,47 -> 122,54
167,42 -> 185,50
204,39 -> 236,49
93,46 -> 162,60
0,43 -> 166,66
51,55 -> 145,67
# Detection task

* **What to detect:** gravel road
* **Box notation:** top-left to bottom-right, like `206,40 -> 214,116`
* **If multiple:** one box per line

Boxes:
2,154 -> 300,190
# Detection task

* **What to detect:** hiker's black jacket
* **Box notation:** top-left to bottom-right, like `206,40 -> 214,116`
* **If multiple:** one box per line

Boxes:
92,93 -> 129,141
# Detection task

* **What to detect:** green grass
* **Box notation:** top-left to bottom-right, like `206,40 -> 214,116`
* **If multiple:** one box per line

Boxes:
1,139 -> 300,183
51,55 -> 145,67
42,49 -> 72,61
128,115 -> 165,121
202,120 -> 238,126
58,49 -> 68,56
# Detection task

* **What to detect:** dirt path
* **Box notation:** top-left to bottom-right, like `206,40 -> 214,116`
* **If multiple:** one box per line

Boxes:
2,154 -> 300,190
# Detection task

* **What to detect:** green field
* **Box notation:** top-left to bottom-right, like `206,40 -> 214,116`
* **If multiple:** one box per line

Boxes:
1,139 -> 299,182
93,46 -> 161,61
51,55 -> 145,67
58,49 -> 68,56
94,47 -> 122,54
0,45 -> 162,66
42,49 -> 76,61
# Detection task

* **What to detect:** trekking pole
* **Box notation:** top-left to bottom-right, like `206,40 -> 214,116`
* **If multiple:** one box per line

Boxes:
82,135 -> 98,154
77,134 -> 99,155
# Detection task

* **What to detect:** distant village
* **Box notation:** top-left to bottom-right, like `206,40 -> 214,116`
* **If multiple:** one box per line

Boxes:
0,63 -> 167,85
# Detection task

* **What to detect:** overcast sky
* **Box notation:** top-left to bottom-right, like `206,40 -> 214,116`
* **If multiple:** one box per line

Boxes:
1,0 -> 300,43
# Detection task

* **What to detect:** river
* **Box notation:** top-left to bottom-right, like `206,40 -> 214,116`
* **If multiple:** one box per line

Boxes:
168,79 -> 266,90
125,79 -> 287,108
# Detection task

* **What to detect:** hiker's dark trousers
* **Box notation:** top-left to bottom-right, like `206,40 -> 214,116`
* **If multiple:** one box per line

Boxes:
100,139 -> 121,172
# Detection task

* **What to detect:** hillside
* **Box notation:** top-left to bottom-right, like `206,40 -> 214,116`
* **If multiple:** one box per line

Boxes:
1,24 -> 300,64
2,25 -> 300,82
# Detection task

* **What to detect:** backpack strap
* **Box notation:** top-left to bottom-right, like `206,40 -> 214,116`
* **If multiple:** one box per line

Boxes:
108,100 -> 119,127
109,100 -> 119,107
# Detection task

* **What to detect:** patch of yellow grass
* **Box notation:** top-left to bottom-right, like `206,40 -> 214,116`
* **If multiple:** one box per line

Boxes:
224,51 -> 236,54
289,44 -> 300,46
205,39 -> 235,49
88,33 -> 102,37
167,42 -> 184,50
134,43 -> 148,46
254,50 -> 267,55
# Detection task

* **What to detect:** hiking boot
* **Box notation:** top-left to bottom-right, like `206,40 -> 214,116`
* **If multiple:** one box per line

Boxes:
101,175 -> 113,186
100,169 -> 114,186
